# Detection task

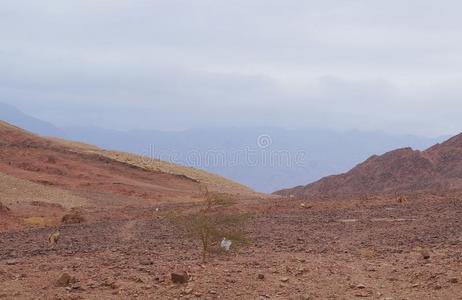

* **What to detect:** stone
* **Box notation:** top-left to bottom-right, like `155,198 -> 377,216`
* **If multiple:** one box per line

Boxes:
171,271 -> 189,284
5,259 -> 17,266
71,283 -> 81,290
139,259 -> 153,266
258,274 -> 265,280
355,292 -> 371,298
420,250 -> 431,260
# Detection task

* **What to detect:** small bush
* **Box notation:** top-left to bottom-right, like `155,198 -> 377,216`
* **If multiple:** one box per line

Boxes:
170,186 -> 249,263
397,195 -> 408,203
61,212 -> 85,224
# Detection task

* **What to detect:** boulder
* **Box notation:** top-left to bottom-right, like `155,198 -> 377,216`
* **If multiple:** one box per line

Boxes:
171,271 -> 189,284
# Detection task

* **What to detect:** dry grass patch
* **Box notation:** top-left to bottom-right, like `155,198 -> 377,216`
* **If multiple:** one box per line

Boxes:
358,247 -> 377,259
99,150 -> 254,194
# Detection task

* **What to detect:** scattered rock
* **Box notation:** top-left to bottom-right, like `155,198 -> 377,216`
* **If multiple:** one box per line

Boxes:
257,273 -> 265,280
449,277 -> 459,284
183,287 -> 193,295
5,259 -> 18,266
280,277 -> 289,283
56,273 -> 77,287
355,291 -> 371,298
356,284 -> 366,289
295,266 -> 306,276
70,283 -> 81,290
420,249 -> 431,260
171,271 -> 189,284
102,280 -> 119,289
300,203 -> 312,209
0,202 -> 10,212
139,259 -> 153,266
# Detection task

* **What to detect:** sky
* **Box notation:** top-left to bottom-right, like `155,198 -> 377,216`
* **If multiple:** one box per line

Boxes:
1,0 -> 462,136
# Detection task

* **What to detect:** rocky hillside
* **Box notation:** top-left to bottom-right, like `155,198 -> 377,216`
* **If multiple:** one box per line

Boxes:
0,121 -> 253,230
276,133 -> 462,198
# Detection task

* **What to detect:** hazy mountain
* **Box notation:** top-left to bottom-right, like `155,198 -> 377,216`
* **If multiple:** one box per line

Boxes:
0,103 -> 445,192
58,127 -> 444,193
0,102 -> 62,136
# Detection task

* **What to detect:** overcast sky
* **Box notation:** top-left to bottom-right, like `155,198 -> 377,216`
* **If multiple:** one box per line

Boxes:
1,0 -> 462,136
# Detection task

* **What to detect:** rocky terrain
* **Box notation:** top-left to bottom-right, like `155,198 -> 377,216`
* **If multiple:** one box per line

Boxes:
1,195 -> 462,299
276,133 -> 462,198
1,122 -> 462,299
0,121 -> 253,231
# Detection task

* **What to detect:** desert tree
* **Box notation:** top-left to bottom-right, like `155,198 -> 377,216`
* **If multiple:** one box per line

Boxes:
170,186 -> 249,263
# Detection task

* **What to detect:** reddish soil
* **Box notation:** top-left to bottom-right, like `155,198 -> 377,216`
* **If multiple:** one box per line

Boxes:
0,122 -> 200,202
1,195 -> 462,299
0,202 -> 21,231
0,121 -> 209,230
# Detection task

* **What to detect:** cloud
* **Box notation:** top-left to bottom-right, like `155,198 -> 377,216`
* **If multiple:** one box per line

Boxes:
1,0 -> 462,135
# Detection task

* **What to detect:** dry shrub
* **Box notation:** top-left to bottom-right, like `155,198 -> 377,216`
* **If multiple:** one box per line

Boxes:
397,194 -> 408,203
48,231 -> 61,249
61,209 -> 85,224
170,186 -> 250,263
358,247 -> 377,259
23,217 -> 55,227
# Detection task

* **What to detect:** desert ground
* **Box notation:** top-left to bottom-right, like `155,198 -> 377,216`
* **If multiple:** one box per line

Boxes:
1,193 -> 462,300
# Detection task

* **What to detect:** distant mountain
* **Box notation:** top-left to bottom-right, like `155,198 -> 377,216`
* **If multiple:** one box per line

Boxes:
58,127 -> 444,193
275,133 -> 462,198
0,102 -> 445,192
0,120 -> 251,198
0,102 -> 62,136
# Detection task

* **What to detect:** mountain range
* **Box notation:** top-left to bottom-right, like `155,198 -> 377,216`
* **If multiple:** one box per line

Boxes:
0,102 -> 446,192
